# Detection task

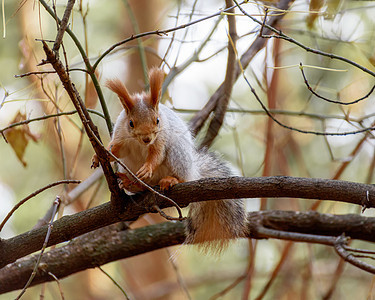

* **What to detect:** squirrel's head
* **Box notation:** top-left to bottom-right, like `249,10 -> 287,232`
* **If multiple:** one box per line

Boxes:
106,67 -> 165,145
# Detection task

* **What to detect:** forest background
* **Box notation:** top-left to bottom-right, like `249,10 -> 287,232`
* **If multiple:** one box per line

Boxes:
1,0 -> 375,299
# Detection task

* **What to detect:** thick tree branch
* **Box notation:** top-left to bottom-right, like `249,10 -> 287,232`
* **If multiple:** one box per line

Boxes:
2,210 -> 375,294
0,222 -> 186,294
1,176 -> 374,269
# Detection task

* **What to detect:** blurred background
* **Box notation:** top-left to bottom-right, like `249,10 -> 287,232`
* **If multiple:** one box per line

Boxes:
1,0 -> 375,299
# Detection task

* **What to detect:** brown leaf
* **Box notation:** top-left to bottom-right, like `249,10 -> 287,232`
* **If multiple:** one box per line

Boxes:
4,112 -> 40,167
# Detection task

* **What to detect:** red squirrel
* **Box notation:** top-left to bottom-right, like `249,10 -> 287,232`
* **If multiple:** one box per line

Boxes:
92,68 -> 246,253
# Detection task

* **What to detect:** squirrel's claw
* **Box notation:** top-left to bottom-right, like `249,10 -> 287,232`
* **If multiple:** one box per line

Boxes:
91,154 -> 99,169
136,163 -> 153,180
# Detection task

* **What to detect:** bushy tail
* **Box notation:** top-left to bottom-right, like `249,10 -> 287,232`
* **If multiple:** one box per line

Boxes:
185,149 -> 247,254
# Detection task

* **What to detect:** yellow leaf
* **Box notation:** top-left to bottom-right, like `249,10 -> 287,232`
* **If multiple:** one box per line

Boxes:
5,126 -> 29,167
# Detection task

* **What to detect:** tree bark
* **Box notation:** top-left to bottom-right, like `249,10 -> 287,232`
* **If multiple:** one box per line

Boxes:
2,210 -> 375,294
0,176 -> 374,268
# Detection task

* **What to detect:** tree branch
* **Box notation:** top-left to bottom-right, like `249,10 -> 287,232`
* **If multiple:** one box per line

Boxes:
52,0 -> 76,53
40,41 -> 125,209
1,176 -> 374,268
0,222 -> 186,294
3,210 -> 375,294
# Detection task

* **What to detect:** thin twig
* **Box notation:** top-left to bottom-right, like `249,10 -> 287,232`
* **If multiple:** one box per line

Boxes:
15,196 -> 61,300
14,70 -> 57,78
210,273 -> 247,299
255,226 -> 338,246
166,249 -> 192,300
48,272 -> 65,300
40,40 -> 124,208
0,109 -> 105,136
255,242 -> 293,300
334,235 -> 375,275
241,70 -> 375,136
152,205 -> 185,221
259,7 -> 268,37
176,107 -> 375,123
344,246 -> 375,255
92,2 -> 245,71
234,0 -> 375,78
38,0 -> 113,134
300,63 -> 375,105
0,180 -> 80,232
98,266 -> 130,299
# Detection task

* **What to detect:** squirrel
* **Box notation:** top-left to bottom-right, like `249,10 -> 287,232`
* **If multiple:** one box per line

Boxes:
91,67 -> 247,253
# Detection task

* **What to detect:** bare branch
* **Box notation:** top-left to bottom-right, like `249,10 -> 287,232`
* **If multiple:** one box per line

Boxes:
15,196 -> 61,300
234,0 -> 375,78
52,0 -> 76,53
334,235 -> 375,275
3,210 -> 375,293
40,40 -> 125,209
241,72 -> 375,136
0,180 -> 80,232
1,176 -> 375,269
91,2 -> 246,71
189,0 -> 292,136
300,63 -> 375,106
0,109 -> 105,137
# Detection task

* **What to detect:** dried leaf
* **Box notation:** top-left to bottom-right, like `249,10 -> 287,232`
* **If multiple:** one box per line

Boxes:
4,112 -> 40,167
5,127 -> 29,167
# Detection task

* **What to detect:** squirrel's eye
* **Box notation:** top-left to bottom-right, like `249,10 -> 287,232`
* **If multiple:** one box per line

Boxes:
129,120 -> 134,128
156,118 -> 159,125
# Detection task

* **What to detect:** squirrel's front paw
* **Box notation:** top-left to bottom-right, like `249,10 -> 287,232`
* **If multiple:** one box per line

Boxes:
136,163 -> 153,180
91,154 -> 99,168
116,172 -> 132,189
116,172 -> 144,192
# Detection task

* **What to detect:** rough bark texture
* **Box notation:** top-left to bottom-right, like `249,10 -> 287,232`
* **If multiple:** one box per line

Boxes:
2,210 -> 375,294
0,222 -> 186,294
0,176 -> 374,269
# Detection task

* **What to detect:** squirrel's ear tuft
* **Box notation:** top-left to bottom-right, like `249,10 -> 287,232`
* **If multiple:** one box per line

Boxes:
148,67 -> 164,107
106,79 -> 134,111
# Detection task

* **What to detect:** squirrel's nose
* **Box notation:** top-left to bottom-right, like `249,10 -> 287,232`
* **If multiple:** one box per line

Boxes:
143,137 -> 151,144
